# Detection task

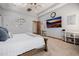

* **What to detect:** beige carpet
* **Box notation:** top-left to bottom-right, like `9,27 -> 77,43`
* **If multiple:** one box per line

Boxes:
33,37 -> 79,56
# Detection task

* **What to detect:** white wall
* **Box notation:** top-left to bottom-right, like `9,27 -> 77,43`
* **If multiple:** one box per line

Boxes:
39,3 -> 79,38
0,8 -> 36,34
0,8 -> 3,26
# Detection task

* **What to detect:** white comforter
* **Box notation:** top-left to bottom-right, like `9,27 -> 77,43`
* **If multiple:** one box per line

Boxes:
0,33 -> 44,56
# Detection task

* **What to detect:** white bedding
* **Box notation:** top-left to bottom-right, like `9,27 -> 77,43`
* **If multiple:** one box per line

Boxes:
0,33 -> 45,56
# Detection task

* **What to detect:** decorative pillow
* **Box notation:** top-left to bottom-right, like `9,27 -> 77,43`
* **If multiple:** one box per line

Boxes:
0,28 -> 8,41
0,27 -> 10,38
0,27 -> 8,33
0,27 -> 9,41
8,32 -> 13,38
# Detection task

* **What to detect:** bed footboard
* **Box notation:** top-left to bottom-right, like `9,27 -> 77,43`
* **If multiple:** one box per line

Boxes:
44,38 -> 48,52
18,37 -> 48,56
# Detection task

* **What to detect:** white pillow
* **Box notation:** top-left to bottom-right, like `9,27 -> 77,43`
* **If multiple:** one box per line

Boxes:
8,32 -> 13,38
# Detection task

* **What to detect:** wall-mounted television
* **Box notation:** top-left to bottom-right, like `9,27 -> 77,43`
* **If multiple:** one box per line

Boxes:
46,16 -> 62,28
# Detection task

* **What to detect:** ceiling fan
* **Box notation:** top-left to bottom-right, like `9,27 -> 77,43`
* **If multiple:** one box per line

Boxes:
13,3 -> 42,12
27,3 -> 41,12
27,3 -> 37,12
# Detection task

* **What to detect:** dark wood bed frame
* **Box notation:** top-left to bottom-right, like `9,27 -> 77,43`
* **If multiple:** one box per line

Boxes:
18,38 -> 48,56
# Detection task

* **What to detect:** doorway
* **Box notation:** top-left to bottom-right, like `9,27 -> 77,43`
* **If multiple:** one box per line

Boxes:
33,21 -> 41,35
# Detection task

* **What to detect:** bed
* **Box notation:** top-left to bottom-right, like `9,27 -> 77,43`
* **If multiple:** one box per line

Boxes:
0,33 -> 48,56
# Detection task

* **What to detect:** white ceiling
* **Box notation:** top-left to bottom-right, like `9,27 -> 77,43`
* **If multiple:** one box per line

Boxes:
0,3 -> 67,17
0,3 -> 57,15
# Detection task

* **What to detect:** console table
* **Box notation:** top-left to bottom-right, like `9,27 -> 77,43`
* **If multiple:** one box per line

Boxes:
64,31 -> 79,45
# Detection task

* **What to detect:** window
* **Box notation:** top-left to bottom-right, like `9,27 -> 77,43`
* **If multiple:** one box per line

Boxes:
67,15 -> 76,25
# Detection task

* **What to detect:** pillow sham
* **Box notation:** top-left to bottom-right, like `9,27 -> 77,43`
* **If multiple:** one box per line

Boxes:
0,27 -> 10,38
0,28 -> 8,41
0,27 -> 8,33
8,32 -> 13,38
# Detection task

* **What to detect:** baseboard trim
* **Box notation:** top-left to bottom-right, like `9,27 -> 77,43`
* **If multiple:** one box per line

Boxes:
46,36 -> 62,40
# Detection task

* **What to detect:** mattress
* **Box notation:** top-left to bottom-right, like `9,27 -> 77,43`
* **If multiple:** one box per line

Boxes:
0,33 -> 45,56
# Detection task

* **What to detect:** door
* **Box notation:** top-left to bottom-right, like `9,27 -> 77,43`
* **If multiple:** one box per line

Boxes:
33,21 -> 37,34
37,21 -> 41,34
33,21 -> 41,35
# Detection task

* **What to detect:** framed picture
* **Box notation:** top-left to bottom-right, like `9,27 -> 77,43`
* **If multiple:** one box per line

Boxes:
46,16 -> 62,28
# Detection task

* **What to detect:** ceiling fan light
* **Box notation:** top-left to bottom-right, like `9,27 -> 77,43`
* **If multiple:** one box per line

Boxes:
27,8 -> 32,12
30,3 -> 37,5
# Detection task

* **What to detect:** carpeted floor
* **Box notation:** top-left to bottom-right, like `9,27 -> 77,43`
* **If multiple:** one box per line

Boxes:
33,37 -> 79,56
